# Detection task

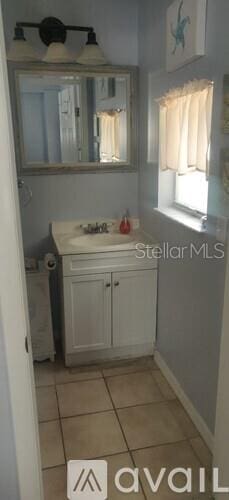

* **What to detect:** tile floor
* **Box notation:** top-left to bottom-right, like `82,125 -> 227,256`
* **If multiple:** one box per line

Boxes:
34,356 -> 213,499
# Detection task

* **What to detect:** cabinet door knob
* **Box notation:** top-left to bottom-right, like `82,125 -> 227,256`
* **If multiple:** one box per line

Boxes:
114,281 -> 119,287
106,283 -> 111,288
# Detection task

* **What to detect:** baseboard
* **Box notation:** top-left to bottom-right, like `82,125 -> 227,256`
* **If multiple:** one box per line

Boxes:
154,350 -> 214,452
65,343 -> 154,367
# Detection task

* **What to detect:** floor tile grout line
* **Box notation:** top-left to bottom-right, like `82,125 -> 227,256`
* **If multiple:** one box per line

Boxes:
55,375 -> 104,387
56,398 -> 176,421
103,367 -> 160,378
39,398 -> 182,424
129,449 -> 148,500
101,376 -> 151,498
42,449 -> 142,471
54,381 -> 67,466
41,408 -> 112,423
41,437 -> 195,472
35,367 -> 159,388
36,367 -> 160,388
38,398 -> 177,424
102,372 -> 131,455
39,418 -> 60,426
35,383 -> 56,389
42,463 -> 67,472
129,437 -> 193,453
128,449 -> 148,500
35,365 -> 160,389
103,368 -> 150,379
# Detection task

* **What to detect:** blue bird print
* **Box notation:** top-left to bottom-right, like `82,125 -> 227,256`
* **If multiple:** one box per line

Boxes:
171,0 -> 191,54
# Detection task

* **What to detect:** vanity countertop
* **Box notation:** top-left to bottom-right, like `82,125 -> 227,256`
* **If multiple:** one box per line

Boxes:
52,219 -> 158,256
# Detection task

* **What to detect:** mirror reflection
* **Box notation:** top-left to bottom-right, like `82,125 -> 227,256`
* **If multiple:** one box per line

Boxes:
18,73 -> 129,165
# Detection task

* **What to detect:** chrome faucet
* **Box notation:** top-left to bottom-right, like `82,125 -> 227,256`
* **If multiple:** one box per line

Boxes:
81,222 -> 110,234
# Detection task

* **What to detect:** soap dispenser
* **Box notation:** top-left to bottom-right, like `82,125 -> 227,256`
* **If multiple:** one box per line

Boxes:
119,211 -> 131,234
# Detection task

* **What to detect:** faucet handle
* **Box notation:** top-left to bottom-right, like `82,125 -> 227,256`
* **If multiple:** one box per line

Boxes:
102,222 -> 108,233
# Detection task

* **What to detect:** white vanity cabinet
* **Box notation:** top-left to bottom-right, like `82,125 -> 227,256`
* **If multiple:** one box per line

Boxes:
60,250 -> 158,366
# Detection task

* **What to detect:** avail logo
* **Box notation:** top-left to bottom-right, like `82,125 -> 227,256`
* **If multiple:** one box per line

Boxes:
67,460 -> 107,500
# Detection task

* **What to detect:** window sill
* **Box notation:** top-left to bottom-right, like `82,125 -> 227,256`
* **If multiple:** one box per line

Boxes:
154,207 -> 206,234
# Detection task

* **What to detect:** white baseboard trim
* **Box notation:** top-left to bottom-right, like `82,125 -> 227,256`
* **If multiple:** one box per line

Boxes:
154,351 -> 214,452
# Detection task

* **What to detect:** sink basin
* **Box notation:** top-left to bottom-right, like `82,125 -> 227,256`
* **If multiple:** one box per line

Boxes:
67,232 -> 134,248
52,221 -> 157,255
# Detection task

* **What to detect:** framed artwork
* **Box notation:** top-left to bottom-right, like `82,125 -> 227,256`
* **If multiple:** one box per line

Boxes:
166,0 -> 207,72
222,75 -> 229,133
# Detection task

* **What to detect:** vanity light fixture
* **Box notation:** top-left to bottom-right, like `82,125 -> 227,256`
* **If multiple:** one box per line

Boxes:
77,30 -> 107,65
7,17 -> 107,65
7,26 -> 39,61
43,42 -> 75,63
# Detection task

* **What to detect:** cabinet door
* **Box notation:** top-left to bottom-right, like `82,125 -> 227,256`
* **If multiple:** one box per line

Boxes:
112,270 -> 157,347
63,273 -> 111,353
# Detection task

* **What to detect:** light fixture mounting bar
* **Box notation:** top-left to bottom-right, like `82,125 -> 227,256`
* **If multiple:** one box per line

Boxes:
15,22 -> 94,32
15,18 -> 95,46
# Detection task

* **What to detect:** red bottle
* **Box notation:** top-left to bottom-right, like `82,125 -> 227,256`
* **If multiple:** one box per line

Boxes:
119,214 -> 131,234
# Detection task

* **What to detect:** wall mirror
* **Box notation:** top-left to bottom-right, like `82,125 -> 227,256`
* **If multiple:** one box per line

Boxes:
9,63 -> 137,175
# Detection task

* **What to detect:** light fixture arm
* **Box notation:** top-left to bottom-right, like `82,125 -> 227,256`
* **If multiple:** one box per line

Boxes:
14,17 -> 95,46
15,21 -> 94,33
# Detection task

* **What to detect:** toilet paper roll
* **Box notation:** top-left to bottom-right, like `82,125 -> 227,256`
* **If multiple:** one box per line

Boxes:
44,253 -> 57,271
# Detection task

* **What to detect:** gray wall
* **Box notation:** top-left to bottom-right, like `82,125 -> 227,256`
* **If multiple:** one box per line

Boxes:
2,0 -> 139,258
138,0 -> 228,432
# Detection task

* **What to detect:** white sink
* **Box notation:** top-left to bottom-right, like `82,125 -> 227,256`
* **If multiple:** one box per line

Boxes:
51,220 -> 156,255
67,232 -> 134,248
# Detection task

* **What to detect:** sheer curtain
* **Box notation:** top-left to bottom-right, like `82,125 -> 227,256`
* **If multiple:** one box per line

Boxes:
99,111 -> 120,162
158,80 -> 213,176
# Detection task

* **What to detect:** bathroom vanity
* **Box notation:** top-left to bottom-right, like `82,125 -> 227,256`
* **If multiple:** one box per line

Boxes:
53,220 -> 158,366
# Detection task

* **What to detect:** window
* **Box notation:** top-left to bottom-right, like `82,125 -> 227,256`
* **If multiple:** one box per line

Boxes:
99,111 -> 121,162
175,171 -> 208,214
158,80 -> 213,215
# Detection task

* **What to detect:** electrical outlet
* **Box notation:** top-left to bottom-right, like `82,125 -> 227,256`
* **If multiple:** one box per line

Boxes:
216,216 -> 228,243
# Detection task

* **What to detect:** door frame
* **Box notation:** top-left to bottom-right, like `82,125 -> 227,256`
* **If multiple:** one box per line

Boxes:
0,3 -> 43,499
214,234 -> 229,499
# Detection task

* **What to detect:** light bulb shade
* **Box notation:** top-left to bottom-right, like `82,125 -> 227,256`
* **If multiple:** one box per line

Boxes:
77,43 -> 107,65
7,39 -> 39,61
43,42 -> 74,63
